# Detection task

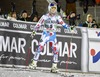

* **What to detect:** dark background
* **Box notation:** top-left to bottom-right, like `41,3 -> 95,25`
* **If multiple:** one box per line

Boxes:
0,0 -> 48,17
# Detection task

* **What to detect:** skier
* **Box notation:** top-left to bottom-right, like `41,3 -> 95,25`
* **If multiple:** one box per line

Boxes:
29,2 -> 72,73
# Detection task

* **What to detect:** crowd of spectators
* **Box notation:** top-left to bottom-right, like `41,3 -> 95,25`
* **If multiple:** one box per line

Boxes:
0,7 -> 39,22
0,6 -> 99,28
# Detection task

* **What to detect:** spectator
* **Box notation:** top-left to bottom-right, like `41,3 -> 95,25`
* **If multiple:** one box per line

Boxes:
7,12 -> 17,21
29,14 -> 38,22
82,14 -> 95,28
92,19 -> 99,28
68,12 -> 76,26
0,7 -> 5,18
19,10 -> 29,21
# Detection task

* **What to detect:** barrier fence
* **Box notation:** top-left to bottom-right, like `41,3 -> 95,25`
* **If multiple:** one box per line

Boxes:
0,18 -> 100,73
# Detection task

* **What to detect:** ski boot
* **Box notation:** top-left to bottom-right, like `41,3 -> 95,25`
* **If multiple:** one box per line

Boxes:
29,60 -> 37,69
51,63 -> 59,73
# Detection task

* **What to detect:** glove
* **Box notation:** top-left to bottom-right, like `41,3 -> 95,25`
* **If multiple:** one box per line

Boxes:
30,31 -> 36,39
66,26 -> 75,33
70,26 -> 76,33
70,26 -> 74,30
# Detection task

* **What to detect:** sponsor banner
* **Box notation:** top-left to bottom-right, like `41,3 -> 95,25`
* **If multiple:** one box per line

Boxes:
0,18 -> 81,36
89,42 -> 100,72
0,19 -> 82,70
88,28 -> 100,72
88,28 -> 100,40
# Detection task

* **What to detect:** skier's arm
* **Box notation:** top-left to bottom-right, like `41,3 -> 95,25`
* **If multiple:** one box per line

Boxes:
31,15 -> 45,38
34,15 -> 45,31
57,15 -> 69,29
57,16 -> 74,31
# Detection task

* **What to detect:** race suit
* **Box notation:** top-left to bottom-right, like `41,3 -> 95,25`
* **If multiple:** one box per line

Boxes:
33,13 -> 69,63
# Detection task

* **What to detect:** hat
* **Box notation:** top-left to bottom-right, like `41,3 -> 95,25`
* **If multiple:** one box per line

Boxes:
22,10 -> 27,13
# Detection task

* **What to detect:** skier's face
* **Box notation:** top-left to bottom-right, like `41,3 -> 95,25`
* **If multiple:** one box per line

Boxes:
50,7 -> 57,14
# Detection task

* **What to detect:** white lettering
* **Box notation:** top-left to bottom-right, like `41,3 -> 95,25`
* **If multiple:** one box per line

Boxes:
32,39 -> 38,54
62,42 -> 69,57
70,42 -> 77,58
13,23 -> 27,29
31,39 -> 77,58
30,25 -> 35,30
0,22 -> 9,27
0,36 -> 26,54
18,38 -> 26,54
11,37 -> 18,52
0,36 -> 10,52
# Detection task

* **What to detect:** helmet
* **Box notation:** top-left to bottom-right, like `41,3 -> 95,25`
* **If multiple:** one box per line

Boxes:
48,2 -> 57,12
